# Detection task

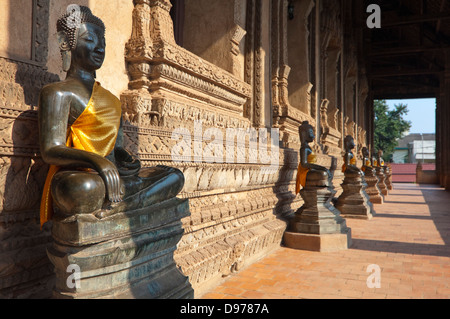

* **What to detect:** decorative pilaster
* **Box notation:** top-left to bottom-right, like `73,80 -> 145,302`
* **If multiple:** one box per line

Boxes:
122,0 -> 154,125
149,0 -> 176,44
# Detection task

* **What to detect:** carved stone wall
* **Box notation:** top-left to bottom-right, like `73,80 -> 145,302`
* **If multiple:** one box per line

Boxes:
0,0 -> 373,298
121,0 -> 291,297
0,0 -> 60,298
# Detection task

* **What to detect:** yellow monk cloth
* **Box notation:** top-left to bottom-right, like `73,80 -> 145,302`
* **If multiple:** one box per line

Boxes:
362,159 -> 371,172
40,82 -> 122,229
342,156 -> 357,173
295,153 -> 317,194
374,159 -> 385,167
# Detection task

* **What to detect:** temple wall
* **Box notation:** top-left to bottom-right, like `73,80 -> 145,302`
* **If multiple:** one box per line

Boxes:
0,0 -> 373,298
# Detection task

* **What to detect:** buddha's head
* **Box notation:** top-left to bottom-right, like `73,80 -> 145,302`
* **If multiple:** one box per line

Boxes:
299,121 -> 315,144
378,149 -> 384,157
362,147 -> 370,158
344,135 -> 355,151
57,5 -> 106,72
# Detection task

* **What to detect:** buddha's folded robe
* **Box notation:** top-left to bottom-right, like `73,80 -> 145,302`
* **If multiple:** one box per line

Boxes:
295,152 -> 317,194
40,82 -> 121,228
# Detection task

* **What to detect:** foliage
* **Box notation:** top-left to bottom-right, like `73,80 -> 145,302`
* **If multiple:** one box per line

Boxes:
374,100 -> 411,162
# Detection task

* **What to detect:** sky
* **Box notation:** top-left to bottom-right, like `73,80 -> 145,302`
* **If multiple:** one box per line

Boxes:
386,99 -> 436,134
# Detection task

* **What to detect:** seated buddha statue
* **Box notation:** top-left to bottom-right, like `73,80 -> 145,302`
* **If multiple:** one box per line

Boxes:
361,147 -> 374,174
38,6 -> 184,228
295,121 -> 331,194
341,135 -> 363,176
375,150 -> 385,168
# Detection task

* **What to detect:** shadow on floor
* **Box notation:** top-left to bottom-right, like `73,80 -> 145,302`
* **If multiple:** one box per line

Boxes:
374,214 -> 432,220
421,184 -> 450,246
352,183 -> 450,258
351,239 -> 450,257
382,201 -> 428,205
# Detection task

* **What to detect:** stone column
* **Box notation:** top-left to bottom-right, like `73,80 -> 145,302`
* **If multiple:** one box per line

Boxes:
443,50 -> 450,190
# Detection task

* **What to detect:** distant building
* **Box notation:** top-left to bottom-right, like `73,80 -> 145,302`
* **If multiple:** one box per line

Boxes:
393,134 -> 436,164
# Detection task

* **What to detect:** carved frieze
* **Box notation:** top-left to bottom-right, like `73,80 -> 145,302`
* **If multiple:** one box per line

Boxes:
0,0 -> 59,298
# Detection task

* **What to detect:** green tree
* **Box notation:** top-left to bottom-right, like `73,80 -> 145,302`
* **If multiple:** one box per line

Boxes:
374,100 -> 411,162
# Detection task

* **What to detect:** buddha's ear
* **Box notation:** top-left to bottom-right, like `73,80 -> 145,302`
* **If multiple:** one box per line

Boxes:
57,31 -> 72,72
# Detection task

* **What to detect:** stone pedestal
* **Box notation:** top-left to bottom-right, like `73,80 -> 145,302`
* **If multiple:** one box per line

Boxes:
363,169 -> 384,204
375,167 -> 388,196
47,198 -> 194,299
335,172 -> 375,220
384,166 -> 393,190
283,186 -> 351,252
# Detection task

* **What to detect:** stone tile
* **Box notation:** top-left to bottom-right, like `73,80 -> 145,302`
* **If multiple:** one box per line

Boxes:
201,184 -> 450,300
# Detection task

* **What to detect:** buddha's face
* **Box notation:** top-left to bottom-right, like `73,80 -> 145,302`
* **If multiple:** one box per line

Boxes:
305,127 -> 315,143
345,137 -> 355,150
378,150 -> 383,157
71,22 -> 106,72
362,147 -> 369,157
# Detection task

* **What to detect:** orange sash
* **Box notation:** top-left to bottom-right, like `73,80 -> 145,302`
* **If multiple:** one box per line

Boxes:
342,156 -> 357,173
374,159 -> 385,167
40,82 -> 122,228
295,153 -> 317,194
362,159 -> 371,173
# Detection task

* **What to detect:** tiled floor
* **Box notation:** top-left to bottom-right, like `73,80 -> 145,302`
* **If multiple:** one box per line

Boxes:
202,183 -> 450,299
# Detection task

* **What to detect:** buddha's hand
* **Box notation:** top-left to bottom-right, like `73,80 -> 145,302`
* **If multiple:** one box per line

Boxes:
349,166 -> 363,175
91,156 -> 123,203
114,147 -> 141,176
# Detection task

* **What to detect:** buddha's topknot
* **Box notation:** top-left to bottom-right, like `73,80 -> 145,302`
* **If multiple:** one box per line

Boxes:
57,5 -> 105,50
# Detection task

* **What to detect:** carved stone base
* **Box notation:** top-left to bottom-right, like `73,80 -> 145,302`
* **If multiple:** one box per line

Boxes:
375,167 -> 388,196
283,185 -> 351,252
364,170 -> 384,204
283,229 -> 352,253
47,198 -> 194,299
384,167 -> 393,190
335,173 -> 375,220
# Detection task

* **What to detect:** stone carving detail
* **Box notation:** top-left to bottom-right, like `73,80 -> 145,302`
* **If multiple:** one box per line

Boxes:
243,0 -> 264,126
0,49 -> 59,299
231,25 -> 247,57
120,0 -> 290,295
0,0 -> 56,299
320,99 -> 342,156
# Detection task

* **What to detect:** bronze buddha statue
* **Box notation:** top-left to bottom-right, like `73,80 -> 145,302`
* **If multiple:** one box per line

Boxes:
38,6 -> 184,227
342,135 -> 363,176
376,149 -> 385,167
361,147 -> 374,174
295,121 -> 331,194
